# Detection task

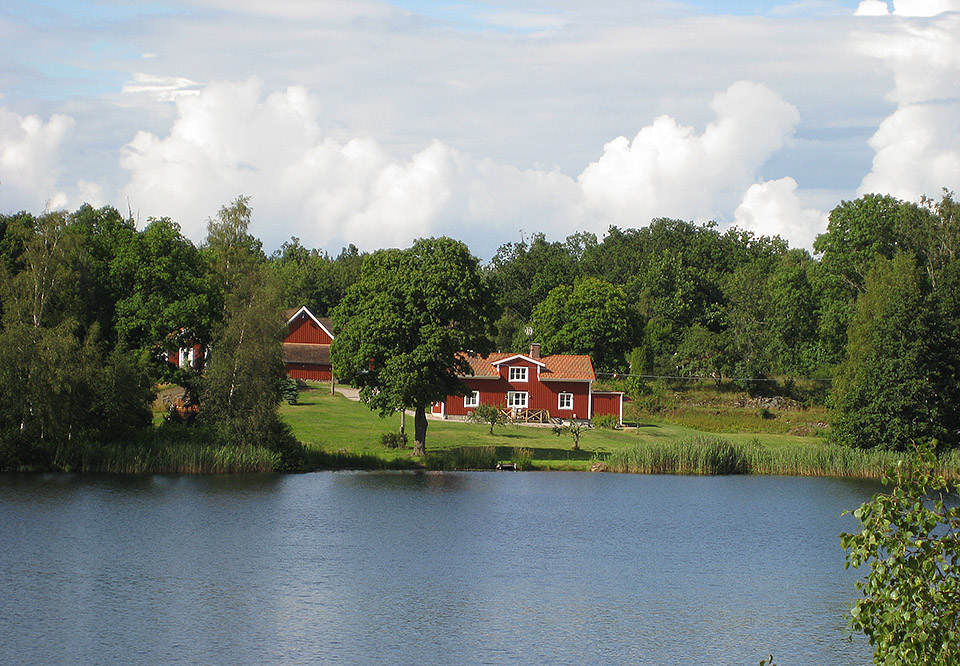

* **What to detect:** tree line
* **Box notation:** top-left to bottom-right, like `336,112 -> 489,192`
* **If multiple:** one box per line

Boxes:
1,189 -> 957,469
0,197 -> 305,471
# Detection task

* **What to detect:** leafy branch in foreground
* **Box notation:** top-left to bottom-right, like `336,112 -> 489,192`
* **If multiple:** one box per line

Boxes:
840,442 -> 960,666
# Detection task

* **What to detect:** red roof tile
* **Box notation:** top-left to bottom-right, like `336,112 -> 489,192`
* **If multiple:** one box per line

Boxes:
459,352 -> 595,381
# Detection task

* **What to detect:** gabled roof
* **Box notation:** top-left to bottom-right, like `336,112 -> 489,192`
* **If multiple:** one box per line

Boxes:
459,352 -> 595,382
284,306 -> 334,340
490,353 -> 546,368
283,342 -> 331,365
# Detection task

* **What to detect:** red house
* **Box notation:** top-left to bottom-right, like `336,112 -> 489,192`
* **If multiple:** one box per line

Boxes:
165,328 -> 206,371
432,344 -> 624,424
282,306 -> 335,381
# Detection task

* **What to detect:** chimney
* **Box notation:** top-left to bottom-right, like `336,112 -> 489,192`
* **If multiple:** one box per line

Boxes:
529,343 -> 541,360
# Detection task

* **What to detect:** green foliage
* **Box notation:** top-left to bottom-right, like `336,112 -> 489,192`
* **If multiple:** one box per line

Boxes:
280,378 -> 299,405
468,402 -> 507,434
332,236 -> 497,454
425,445 -> 498,470
592,413 -> 619,429
202,195 -> 265,312
840,443 -> 960,666
532,276 -> 641,372
270,237 -> 364,315
676,324 -> 729,384
381,432 -> 408,448
511,446 -> 534,470
200,267 -> 288,450
486,232 -> 582,318
553,418 -> 589,450
813,193 -> 933,363
830,254 -> 946,450
113,216 -> 212,366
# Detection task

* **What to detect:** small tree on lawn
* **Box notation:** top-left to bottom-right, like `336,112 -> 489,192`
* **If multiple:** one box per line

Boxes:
553,416 -> 589,451
469,403 -> 507,435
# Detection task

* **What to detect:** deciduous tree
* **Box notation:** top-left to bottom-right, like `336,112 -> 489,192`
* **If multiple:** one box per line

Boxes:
830,254 -> 943,450
532,277 -> 641,372
332,237 -> 497,455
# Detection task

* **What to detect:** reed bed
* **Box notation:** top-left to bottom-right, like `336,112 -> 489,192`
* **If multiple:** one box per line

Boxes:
306,448 -> 414,470
63,441 -> 280,474
604,436 -> 960,478
425,445 -> 498,471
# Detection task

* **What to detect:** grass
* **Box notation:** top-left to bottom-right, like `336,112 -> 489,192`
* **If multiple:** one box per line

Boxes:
279,383 -> 959,477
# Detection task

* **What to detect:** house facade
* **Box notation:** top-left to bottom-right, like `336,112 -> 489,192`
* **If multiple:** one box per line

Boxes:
432,344 -> 624,424
165,328 -> 206,371
282,306 -> 335,381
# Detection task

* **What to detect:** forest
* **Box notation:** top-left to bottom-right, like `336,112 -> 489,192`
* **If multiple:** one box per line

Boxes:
0,190 -> 958,471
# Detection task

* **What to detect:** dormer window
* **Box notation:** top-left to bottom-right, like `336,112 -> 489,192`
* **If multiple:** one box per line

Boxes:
509,366 -> 528,382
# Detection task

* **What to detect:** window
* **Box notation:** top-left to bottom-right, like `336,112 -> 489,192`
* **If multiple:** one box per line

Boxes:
507,391 -> 528,409
508,366 -> 528,382
464,391 -> 479,408
558,393 -> 574,410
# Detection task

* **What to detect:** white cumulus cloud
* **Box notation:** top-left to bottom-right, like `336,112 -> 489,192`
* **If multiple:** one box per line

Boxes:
119,78 -> 807,256
855,2 -> 960,200
578,81 -> 800,229
734,177 -> 827,249
0,108 -> 75,213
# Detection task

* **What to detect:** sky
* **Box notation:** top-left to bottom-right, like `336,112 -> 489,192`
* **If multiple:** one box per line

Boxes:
1,0 -> 959,260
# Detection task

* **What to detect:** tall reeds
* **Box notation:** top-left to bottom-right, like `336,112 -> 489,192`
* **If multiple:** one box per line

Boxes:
604,436 -> 960,478
425,445 -> 498,470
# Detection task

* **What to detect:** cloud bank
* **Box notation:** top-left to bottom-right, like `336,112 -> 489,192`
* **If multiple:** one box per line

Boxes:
0,109 -> 74,212
116,79 -> 815,254
855,0 -> 960,200
2,0 -> 959,259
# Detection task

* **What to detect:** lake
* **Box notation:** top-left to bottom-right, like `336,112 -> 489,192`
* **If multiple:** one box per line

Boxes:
0,472 -> 878,665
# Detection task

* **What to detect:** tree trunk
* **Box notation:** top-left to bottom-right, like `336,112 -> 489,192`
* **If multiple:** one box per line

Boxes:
413,406 -> 428,456
400,409 -> 406,435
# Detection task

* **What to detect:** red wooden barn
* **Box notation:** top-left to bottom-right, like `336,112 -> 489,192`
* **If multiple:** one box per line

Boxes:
433,344 -> 624,424
282,306 -> 335,381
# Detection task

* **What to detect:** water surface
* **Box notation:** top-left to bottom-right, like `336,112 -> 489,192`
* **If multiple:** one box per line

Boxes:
0,472 -> 878,665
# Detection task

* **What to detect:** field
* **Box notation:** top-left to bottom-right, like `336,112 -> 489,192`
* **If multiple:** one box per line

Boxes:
279,383 -> 955,476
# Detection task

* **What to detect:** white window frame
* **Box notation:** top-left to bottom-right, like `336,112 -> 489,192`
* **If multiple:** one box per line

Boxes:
558,392 -> 574,410
464,391 -> 479,408
507,391 -> 528,409
508,366 -> 528,382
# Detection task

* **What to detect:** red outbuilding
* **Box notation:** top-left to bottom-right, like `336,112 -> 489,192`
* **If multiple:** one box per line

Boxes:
432,343 -> 623,424
282,306 -> 335,381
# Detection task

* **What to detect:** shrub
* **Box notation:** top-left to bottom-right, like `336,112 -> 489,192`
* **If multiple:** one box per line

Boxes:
381,432 -> 408,449
280,378 -> 299,405
593,413 -> 620,429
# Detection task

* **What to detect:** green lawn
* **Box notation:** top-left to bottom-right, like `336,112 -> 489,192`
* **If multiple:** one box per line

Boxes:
280,384 -> 834,471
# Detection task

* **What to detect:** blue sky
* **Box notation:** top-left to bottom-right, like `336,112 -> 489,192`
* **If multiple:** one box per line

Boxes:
1,0 -> 957,258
